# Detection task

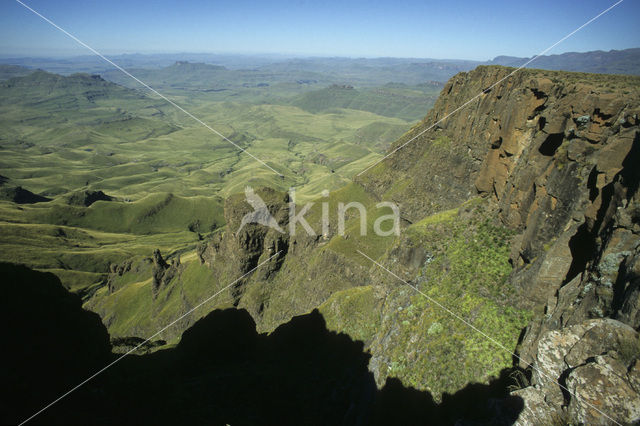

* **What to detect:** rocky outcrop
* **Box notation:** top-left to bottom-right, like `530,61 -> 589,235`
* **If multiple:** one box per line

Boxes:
457,70 -> 640,424
106,259 -> 133,293
197,187 -> 290,306
152,249 -> 181,298
513,319 -> 640,425
509,154 -> 640,423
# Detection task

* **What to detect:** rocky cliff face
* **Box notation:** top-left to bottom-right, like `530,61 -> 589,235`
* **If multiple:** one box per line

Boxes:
358,66 -> 640,424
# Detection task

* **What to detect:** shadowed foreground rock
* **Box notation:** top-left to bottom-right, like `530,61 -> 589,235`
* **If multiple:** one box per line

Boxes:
1,263 -> 524,425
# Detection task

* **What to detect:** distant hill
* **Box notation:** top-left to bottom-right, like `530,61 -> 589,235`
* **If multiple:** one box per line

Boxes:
0,53 -> 290,75
290,82 -> 442,121
2,48 -> 639,91
0,70 -> 146,107
0,64 -> 33,80
489,48 -> 640,75
0,70 -> 177,146
101,61 -> 332,93
127,61 -> 228,85
100,60 -> 447,120
258,57 -> 481,86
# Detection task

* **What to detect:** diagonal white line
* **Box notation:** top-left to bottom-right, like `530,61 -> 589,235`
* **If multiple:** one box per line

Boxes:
14,0 -> 283,177
357,249 -> 622,425
356,0 -> 625,177
19,250 -> 282,426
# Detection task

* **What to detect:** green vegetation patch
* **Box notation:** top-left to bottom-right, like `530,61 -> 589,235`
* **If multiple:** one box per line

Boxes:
319,285 -> 382,344
85,255 -> 235,342
290,84 -> 439,121
371,202 -> 531,399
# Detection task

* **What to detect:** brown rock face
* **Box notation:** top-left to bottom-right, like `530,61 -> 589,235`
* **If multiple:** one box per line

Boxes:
357,66 -> 640,423
195,187 -> 372,332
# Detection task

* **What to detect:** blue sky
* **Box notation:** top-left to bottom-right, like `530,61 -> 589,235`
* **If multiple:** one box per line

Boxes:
1,0 -> 638,60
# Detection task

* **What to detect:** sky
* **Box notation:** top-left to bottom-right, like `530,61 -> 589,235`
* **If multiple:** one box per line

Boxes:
0,0 -> 638,60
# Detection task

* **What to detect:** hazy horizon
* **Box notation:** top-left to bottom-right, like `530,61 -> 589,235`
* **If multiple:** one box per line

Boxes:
1,0 -> 639,60
1,47 -> 639,63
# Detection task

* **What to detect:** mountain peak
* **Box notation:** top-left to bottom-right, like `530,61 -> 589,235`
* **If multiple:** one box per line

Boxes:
3,69 -> 108,87
489,47 -> 640,75
170,61 -> 226,71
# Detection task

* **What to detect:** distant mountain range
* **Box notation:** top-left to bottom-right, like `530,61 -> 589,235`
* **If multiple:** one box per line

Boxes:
1,48 -> 638,87
489,47 -> 640,75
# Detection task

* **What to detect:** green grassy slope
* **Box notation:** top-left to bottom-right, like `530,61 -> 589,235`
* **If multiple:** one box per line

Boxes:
290,83 -> 441,121
0,67 -> 418,293
0,70 -> 409,200
319,198 -> 531,399
83,182 -> 531,402
0,64 -> 33,80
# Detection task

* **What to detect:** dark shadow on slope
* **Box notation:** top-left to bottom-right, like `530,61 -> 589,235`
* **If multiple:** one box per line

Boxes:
620,132 -> 640,201
0,185 -> 51,204
66,190 -> 113,207
538,133 -> 564,156
564,222 -> 597,284
563,132 -> 640,285
374,372 -> 525,426
0,263 -> 112,424
1,263 -> 524,425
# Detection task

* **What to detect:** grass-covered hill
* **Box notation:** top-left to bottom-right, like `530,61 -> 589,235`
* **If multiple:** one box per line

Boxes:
0,70 -> 177,144
0,67 -> 427,200
290,82 -> 441,121
0,64 -> 33,80
0,66 -> 424,293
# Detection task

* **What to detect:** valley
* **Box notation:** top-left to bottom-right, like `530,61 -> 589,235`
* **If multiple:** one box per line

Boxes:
2,50 -> 640,425
0,62 -> 439,293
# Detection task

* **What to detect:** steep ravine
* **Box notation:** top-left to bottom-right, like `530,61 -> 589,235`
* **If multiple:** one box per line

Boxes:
86,66 -> 640,424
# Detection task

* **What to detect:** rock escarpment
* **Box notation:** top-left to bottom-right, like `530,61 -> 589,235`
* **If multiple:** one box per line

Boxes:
196,187 -> 290,296
513,319 -> 639,424
359,66 -> 640,424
